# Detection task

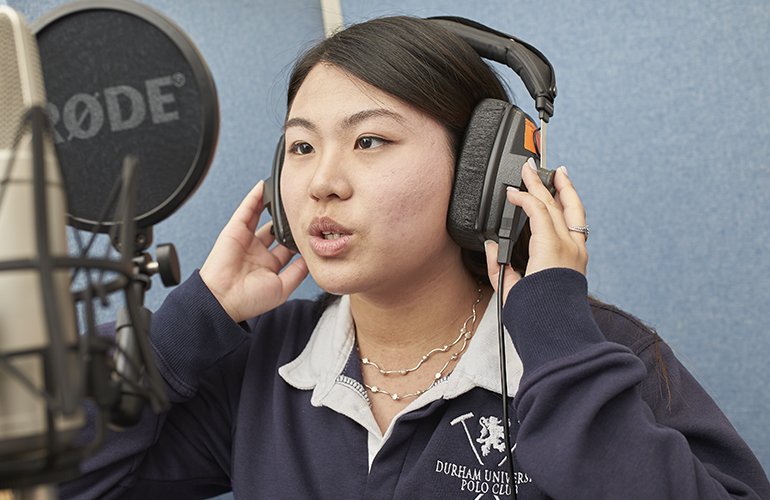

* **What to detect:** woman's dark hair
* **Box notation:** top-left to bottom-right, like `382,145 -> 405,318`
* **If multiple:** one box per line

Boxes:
286,16 -> 532,285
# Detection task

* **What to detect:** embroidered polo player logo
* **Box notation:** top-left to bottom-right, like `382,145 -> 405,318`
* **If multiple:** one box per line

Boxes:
477,416 -> 506,456
440,413 -> 530,498
451,412 -> 511,466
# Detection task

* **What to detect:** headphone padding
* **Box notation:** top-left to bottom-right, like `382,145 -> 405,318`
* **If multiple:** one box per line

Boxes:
447,98 -> 508,252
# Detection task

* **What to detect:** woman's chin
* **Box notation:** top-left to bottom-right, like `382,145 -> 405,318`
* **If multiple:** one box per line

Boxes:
306,264 -> 364,297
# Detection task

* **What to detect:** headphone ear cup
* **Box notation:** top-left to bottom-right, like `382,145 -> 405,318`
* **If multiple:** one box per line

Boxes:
447,98 -> 509,252
265,136 -> 298,252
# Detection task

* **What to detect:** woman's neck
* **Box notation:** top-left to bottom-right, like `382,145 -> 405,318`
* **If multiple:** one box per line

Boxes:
349,268 -> 491,374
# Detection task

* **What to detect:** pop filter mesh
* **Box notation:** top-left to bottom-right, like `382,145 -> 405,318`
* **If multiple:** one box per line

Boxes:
35,4 -> 217,229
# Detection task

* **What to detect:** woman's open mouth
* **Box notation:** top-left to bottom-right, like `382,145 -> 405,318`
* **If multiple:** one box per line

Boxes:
308,218 -> 352,257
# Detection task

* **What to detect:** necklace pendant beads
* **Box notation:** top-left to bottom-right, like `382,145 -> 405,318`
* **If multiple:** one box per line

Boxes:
361,286 -> 483,401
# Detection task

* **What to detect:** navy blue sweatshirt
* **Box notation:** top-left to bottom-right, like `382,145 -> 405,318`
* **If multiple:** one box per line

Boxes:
60,268 -> 770,499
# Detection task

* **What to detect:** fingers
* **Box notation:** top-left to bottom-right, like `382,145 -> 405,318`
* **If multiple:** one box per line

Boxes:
484,240 -> 502,294
277,256 -> 309,302
505,170 -> 561,244
510,161 -> 587,242
552,166 -> 588,244
253,221 -> 300,273
520,160 -> 571,238
230,180 -> 266,233
501,160 -> 589,279
250,187 -> 300,270
484,240 -> 521,304
255,221 -> 276,248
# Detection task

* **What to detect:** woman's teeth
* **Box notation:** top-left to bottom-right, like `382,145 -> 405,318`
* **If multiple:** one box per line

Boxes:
322,232 -> 343,240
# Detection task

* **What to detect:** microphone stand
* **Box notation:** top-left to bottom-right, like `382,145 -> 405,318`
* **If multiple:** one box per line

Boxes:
108,160 -> 176,429
110,224 -> 179,429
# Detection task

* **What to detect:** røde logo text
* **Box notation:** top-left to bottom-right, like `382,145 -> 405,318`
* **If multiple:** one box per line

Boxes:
46,73 -> 185,143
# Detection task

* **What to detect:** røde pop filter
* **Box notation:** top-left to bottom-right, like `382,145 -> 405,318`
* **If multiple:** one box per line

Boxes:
31,0 -> 219,231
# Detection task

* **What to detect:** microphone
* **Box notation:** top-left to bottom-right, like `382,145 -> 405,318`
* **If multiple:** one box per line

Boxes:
0,1 -> 218,494
29,0 -> 219,429
0,5 -> 84,492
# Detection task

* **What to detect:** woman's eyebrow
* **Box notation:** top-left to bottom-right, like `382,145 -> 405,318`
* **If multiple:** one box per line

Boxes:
283,108 -> 406,133
340,109 -> 406,131
283,117 -> 317,133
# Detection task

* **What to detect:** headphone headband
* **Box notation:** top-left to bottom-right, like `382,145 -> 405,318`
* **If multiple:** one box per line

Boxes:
428,16 -> 557,122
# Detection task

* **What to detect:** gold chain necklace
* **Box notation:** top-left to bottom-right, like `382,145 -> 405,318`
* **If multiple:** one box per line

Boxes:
361,286 -> 483,401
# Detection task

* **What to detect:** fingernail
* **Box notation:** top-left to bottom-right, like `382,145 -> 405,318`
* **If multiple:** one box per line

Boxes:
527,157 -> 538,172
484,239 -> 494,250
506,185 -> 520,192
559,165 -> 569,177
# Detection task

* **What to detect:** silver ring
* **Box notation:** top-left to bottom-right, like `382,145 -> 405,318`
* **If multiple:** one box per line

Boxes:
568,225 -> 589,240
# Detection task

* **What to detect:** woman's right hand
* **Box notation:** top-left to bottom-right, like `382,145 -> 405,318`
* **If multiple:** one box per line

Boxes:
199,181 -> 309,323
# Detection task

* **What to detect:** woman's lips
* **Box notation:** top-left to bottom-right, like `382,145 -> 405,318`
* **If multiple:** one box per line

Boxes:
307,217 -> 352,257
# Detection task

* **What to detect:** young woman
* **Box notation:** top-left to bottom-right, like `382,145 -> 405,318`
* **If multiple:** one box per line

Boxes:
61,16 -> 769,500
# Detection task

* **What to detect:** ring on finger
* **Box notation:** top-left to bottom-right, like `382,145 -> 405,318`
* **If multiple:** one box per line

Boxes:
568,225 -> 589,241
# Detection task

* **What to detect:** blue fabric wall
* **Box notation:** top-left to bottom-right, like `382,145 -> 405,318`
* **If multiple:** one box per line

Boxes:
6,0 -> 769,489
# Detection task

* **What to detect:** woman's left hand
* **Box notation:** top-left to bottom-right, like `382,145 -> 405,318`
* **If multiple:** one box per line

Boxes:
485,159 -> 588,304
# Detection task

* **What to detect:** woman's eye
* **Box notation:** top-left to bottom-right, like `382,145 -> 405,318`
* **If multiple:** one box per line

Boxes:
288,142 -> 314,155
355,136 -> 389,150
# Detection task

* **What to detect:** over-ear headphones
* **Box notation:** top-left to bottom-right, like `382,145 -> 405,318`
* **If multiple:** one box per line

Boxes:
263,16 -> 558,254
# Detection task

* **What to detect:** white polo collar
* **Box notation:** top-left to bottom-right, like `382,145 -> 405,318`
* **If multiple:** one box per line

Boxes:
278,293 -> 523,465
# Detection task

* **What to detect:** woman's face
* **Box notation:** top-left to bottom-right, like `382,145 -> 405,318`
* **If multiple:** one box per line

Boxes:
280,63 -> 462,298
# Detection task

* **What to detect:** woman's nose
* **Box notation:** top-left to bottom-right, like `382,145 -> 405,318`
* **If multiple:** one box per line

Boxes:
307,148 -> 353,202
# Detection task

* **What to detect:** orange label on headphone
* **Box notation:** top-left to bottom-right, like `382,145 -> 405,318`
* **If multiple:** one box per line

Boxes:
524,120 -> 540,155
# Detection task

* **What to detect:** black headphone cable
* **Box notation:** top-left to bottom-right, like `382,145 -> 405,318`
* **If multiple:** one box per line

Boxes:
497,265 -> 517,500
496,197 -> 520,500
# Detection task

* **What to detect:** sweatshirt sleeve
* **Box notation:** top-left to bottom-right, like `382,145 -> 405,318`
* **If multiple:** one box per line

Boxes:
59,270 -> 250,500
503,267 -> 770,499
148,270 -> 251,401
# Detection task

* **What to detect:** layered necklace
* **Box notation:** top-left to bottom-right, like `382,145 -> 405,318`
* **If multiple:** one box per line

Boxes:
361,286 -> 483,401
